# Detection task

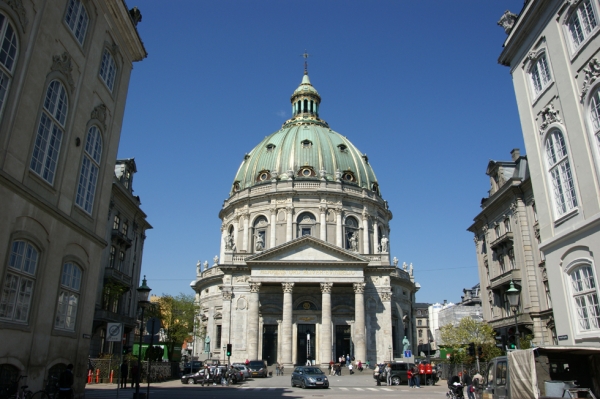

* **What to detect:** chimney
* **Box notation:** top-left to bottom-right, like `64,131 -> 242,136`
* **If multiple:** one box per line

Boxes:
511,148 -> 520,161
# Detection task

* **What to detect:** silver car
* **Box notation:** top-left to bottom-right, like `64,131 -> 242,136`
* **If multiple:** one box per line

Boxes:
232,364 -> 251,379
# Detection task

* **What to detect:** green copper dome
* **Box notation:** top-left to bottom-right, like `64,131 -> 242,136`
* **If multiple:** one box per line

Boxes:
230,73 -> 380,197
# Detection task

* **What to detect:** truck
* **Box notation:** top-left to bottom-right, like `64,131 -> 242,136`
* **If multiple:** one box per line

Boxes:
482,346 -> 600,399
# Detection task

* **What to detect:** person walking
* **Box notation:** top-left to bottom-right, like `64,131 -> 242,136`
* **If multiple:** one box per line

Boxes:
345,354 -> 350,368
411,365 -> 421,388
119,361 -> 128,389
357,360 -> 363,372
407,366 -> 413,388
374,364 -> 381,386
385,363 -> 392,386
130,363 -> 138,389
58,364 -> 74,399
463,370 -> 475,399
349,363 -> 354,375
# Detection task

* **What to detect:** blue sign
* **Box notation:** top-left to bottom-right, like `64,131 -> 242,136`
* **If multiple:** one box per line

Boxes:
404,350 -> 412,358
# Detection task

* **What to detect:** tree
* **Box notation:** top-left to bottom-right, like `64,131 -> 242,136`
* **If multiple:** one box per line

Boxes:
151,293 -> 198,361
440,317 -> 501,362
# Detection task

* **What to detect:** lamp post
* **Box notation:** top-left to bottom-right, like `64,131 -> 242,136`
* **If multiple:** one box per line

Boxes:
506,280 -> 520,349
135,276 -> 151,399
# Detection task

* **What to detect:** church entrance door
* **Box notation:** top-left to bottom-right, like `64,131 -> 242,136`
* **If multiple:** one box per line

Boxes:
335,325 -> 351,362
262,324 -> 278,366
296,324 -> 316,366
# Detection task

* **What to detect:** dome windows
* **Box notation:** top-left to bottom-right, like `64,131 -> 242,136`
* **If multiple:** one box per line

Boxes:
338,144 -> 348,153
372,182 -> 380,195
256,170 -> 271,182
342,170 -> 356,182
232,181 -> 241,192
298,167 -> 316,177
301,139 -> 312,149
266,144 -> 276,152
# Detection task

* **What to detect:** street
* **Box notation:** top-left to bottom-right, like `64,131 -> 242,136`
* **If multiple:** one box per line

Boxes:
85,371 -> 449,399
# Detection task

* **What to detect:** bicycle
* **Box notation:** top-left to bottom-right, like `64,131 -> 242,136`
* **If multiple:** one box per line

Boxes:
29,377 -> 59,399
6,376 -> 33,399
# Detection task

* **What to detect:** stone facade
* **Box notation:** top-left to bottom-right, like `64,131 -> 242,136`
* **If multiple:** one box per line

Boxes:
498,1 -> 600,346
0,0 -> 145,394
468,150 -> 554,346
192,72 -> 418,367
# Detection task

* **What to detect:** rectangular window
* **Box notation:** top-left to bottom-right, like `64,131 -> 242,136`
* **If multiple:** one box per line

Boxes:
113,215 -> 120,230
55,262 -> 81,331
0,241 -> 38,323
122,221 -> 128,236
301,227 -> 311,236
216,325 -> 222,348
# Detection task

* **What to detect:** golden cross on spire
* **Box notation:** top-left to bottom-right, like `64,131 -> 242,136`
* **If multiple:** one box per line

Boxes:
302,50 -> 310,75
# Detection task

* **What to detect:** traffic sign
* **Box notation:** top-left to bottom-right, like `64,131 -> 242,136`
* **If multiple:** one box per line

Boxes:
404,350 -> 412,358
106,323 -> 123,342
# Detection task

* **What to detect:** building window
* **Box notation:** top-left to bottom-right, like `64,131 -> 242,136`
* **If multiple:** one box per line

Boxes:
590,87 -> 600,167
495,224 -> 501,238
55,262 -> 82,331
504,218 -> 511,233
530,53 -> 552,95
216,324 -> 222,348
345,217 -> 359,251
30,80 -> 68,185
418,330 -> 423,338
417,320 -> 422,326
109,246 -> 116,267
508,248 -> 516,270
0,13 -> 18,120
122,221 -> 128,237
118,251 -> 125,272
544,280 -> 552,309
75,126 -> 102,214
498,254 -> 506,274
0,241 -> 38,323
545,130 -> 578,217
64,0 -> 89,45
569,265 -> 600,332
297,212 -> 316,238
253,216 -> 268,251
567,0 -> 598,50
99,49 -> 116,92
113,215 -> 120,230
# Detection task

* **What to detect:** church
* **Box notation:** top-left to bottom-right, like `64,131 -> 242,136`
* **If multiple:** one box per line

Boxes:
191,67 -> 418,367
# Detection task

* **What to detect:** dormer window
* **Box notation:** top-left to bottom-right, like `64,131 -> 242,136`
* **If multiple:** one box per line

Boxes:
298,167 -> 315,177
232,181 -> 241,192
257,170 -> 271,182
301,139 -> 312,149
338,144 -> 347,153
266,144 -> 276,152
342,171 -> 356,182
372,182 -> 380,195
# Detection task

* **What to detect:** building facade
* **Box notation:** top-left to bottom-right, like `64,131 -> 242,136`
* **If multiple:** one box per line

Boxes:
89,159 -> 151,357
498,0 -> 600,346
0,0 -> 146,393
191,71 -> 418,367
414,302 -> 433,355
468,150 -> 554,346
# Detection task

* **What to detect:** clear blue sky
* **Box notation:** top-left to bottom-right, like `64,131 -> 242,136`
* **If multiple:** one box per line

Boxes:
119,1 -> 526,305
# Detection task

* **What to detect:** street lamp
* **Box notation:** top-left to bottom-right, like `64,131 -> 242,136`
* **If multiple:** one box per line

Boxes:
135,276 -> 151,399
506,280 -> 520,349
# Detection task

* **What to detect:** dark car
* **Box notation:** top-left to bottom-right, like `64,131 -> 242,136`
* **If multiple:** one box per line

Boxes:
375,362 -> 415,385
181,360 -> 203,375
291,366 -> 329,389
247,360 -> 268,378
180,365 -> 243,385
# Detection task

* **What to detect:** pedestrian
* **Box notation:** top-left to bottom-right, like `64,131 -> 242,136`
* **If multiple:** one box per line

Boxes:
346,354 -> 350,367
280,364 -> 284,376
58,364 -> 74,399
120,361 -> 128,389
407,366 -> 413,388
385,363 -> 392,386
357,360 -> 363,372
473,371 -> 483,399
329,360 -> 334,376
349,363 -> 354,375
374,364 -> 381,386
411,365 -> 421,388
306,359 -> 311,366
463,370 -> 475,399
365,360 -> 370,369
276,362 -> 280,376
130,363 -> 138,389
245,359 -> 250,366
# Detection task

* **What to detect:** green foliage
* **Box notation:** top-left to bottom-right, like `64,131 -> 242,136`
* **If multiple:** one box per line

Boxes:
153,293 -> 198,361
520,334 -> 534,350
440,317 -> 499,362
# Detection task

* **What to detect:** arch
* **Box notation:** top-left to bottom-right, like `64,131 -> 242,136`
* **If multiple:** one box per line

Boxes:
293,296 -> 320,310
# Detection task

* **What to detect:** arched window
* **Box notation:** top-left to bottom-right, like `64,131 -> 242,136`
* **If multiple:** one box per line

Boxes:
567,0 -> 598,50
55,262 -> 82,331
252,216 -> 268,252
345,217 -> 359,252
590,87 -> 600,162
75,126 -> 102,214
297,212 -> 316,237
30,80 -> 68,184
99,49 -> 116,92
545,130 -> 577,217
0,240 -> 39,323
530,52 -> 552,95
0,13 -> 18,120
568,265 -> 600,332
64,0 -> 89,45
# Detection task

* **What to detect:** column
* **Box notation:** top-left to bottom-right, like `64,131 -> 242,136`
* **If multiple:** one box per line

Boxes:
247,282 -> 261,360
362,211 -> 369,254
277,319 -> 282,363
270,207 -> 277,248
286,206 -> 293,242
320,283 -> 333,367
233,216 -> 239,250
242,214 -> 249,251
373,219 -> 379,254
353,282 -> 366,363
379,290 -> 393,363
220,225 -> 226,261
335,209 -> 343,247
319,206 -> 327,241
281,282 -> 294,367
222,288 -> 232,350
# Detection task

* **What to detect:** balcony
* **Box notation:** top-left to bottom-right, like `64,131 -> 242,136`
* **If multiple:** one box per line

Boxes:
111,229 -> 132,248
490,268 -> 521,290
104,266 -> 132,287
94,309 -> 136,327
488,312 -> 533,329
490,232 -> 513,250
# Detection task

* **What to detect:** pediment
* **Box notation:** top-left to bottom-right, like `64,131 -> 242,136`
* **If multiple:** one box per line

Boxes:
245,235 -> 368,264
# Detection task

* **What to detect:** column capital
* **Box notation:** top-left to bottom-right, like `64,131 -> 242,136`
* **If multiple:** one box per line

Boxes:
353,282 -> 366,294
222,289 -> 233,301
286,206 -> 294,214
249,282 -> 261,293
379,291 -> 392,302
319,205 -> 327,213
334,208 -> 343,216
270,207 -> 277,215
282,282 -> 295,293
320,282 -> 333,294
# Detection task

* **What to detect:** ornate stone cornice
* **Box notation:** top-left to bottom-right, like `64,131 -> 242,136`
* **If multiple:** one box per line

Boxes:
51,52 -> 75,92
320,282 -> 333,294
249,282 -> 261,293
353,282 -> 365,294
580,58 -> 600,103
538,102 -> 561,134
3,0 -> 28,32
282,282 -> 294,293
91,104 -> 107,130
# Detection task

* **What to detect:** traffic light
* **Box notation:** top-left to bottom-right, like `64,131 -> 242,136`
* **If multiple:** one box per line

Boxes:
122,345 -> 131,355
507,327 -> 516,350
477,346 -> 483,358
468,343 -> 475,356
226,343 -> 232,357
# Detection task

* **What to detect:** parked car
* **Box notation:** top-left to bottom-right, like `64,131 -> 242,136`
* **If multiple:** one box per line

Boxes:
375,362 -> 415,385
181,360 -> 203,375
247,360 -> 269,378
232,364 -> 251,379
180,365 -> 241,385
291,366 -> 329,389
